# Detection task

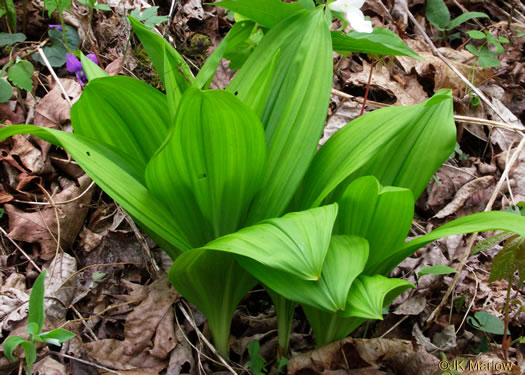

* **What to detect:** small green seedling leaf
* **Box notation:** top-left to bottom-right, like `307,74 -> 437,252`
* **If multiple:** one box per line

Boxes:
7,60 -> 34,92
25,322 -> 40,338
246,340 -> 266,375
28,270 -> 46,335
454,296 -> 465,312
425,0 -> 450,30
94,3 -> 111,10
2,335 -> 26,360
466,30 -> 485,40
418,265 -> 457,278
44,0 -> 71,16
447,12 -> 488,30
130,6 -> 168,28
468,311 -> 509,335
0,78 -> 13,103
277,357 -> 288,372
20,341 -> 37,375
0,32 -> 26,46
465,44 -> 480,56
38,328 -> 75,346
92,271 -> 106,281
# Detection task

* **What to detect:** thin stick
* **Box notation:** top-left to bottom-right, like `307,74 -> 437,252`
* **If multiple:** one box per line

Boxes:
37,48 -> 72,108
426,135 -> 525,326
360,61 -> 376,116
0,226 -> 41,272
53,352 -> 125,375
404,6 -> 511,124
164,0 -> 178,38
13,181 -> 96,206
178,303 -> 239,375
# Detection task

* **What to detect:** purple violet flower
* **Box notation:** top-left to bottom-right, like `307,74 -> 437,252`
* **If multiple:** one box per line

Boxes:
48,24 -> 63,32
66,53 -> 99,86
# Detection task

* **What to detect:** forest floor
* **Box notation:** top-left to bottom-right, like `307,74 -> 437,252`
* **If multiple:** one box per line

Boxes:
0,0 -> 524,374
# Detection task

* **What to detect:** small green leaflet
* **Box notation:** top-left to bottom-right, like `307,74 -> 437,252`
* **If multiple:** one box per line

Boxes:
468,311 -> 509,335
418,265 -> 457,278
0,78 -> 13,103
8,60 -> 34,92
0,32 -> 26,46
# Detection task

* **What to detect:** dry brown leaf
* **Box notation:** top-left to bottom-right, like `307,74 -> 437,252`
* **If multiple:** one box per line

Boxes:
434,175 -> 494,219
166,329 -> 195,375
386,351 -> 440,375
393,295 -> 427,316
396,42 -> 493,95
44,252 -> 77,321
5,174 -> 93,259
0,273 -> 29,336
124,276 -> 179,356
9,135 -> 51,175
35,78 -> 82,130
288,337 -> 413,374
33,356 -> 67,375
84,338 -> 167,371
344,62 -> 427,106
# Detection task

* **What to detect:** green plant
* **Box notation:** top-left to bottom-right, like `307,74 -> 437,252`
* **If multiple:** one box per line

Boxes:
246,340 -> 266,375
1,2 -> 525,362
76,0 -> 110,11
2,271 -> 75,375
0,56 -> 34,102
465,30 -> 509,68
425,0 -> 488,40
0,0 -> 16,33
32,25 -> 80,67
129,6 -> 168,29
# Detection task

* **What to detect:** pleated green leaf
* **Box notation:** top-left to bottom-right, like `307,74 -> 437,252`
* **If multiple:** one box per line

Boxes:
228,9 -> 333,222
129,16 -> 194,113
0,125 -> 191,256
302,307 -> 365,347
215,0 -> 302,28
169,250 -> 257,356
204,205 -> 338,281
195,20 -> 254,89
375,211 -> 525,275
236,234 -> 368,312
71,76 -> 170,173
145,88 -> 267,246
332,28 -> 422,59
335,176 -> 414,274
342,275 -> 414,319
296,90 -> 455,208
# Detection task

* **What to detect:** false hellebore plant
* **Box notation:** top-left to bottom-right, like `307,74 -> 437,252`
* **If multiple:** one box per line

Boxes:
2,0 -> 525,360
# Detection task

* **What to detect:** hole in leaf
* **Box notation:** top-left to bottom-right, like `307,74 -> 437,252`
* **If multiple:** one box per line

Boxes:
86,151 -> 91,156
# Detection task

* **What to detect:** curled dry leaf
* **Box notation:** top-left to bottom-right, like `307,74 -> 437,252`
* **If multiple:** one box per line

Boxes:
497,147 -> 525,203
166,329 -> 195,375
393,295 -> 427,316
287,337 -> 413,374
84,276 -> 178,372
0,273 -> 28,336
5,174 -> 94,260
396,41 -> 493,94
433,175 -> 495,219
344,62 -> 427,106
44,252 -> 77,321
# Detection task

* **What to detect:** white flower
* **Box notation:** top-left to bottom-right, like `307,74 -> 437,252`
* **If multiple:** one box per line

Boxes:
329,0 -> 373,33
